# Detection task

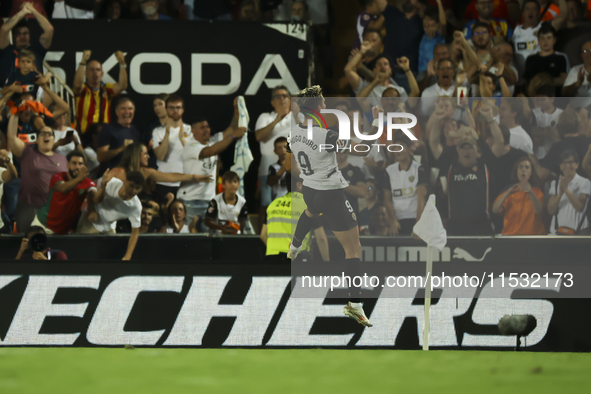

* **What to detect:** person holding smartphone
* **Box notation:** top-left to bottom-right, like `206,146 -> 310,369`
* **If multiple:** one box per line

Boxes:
52,112 -> 84,158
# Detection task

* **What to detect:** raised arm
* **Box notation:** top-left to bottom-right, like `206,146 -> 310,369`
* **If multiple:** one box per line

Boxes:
40,77 -> 70,118
112,51 -> 128,96
222,98 -> 239,139
146,167 -> 213,184
73,50 -> 92,96
344,43 -> 371,91
0,6 -> 28,49
26,2 -> 54,49
551,0 -> 568,30
54,166 -> 88,194
0,151 -> 18,183
436,0 -> 447,36
152,125 -> 171,161
7,114 -> 26,158
200,127 -> 246,159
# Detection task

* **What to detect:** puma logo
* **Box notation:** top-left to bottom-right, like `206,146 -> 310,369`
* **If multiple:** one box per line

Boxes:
453,247 -> 492,262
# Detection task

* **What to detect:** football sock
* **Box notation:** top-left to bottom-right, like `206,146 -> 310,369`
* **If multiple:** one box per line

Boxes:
292,212 -> 314,248
346,257 -> 362,304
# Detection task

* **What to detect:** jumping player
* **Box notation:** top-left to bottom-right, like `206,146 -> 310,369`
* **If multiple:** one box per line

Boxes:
286,86 -> 379,327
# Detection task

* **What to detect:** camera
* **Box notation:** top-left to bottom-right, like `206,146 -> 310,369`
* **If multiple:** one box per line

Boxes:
28,232 -> 47,252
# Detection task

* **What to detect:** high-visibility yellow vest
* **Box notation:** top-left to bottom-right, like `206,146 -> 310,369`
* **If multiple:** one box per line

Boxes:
265,192 -> 310,256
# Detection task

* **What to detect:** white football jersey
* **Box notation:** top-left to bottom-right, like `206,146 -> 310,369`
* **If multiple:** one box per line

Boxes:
512,23 -> 541,77
289,124 -> 349,190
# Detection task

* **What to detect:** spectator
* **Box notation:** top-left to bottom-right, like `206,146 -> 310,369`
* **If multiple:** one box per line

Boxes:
73,50 -> 128,134
418,0 -> 446,74
493,156 -> 545,235
539,0 -> 563,22
512,0 -> 567,77
342,29 -> 384,93
562,40 -> 591,100
82,123 -> 102,179
151,94 -> 191,200
417,42 -> 450,91
376,0 -> 424,76
336,152 -> 368,218
255,85 -> 293,223
52,0 -> 96,19
205,171 -> 248,235
139,202 -> 158,234
353,0 -> 386,50
6,113 -> 68,232
486,42 -> 518,94
239,0 -> 260,21
463,0 -> 509,22
538,105 -> 590,179
1,50 -> 44,104
267,136 -> 290,201
420,58 -> 461,115
548,150 -> 590,235
382,134 -> 428,236
290,0 -> 308,22
0,2 -> 54,83
32,151 -> 97,234
161,200 -> 198,233
77,169 -> 144,260
0,149 -> 18,232
140,0 -> 172,20
359,178 -> 379,233
446,134 -> 493,235
531,84 -> 563,160
523,23 -> 568,92
96,97 -> 140,176
498,98 -> 534,154
368,203 -> 390,236
260,175 -> 329,262
144,93 -> 169,148
470,22 -> 493,65
110,142 -> 211,198
15,226 -> 68,260
464,0 -> 513,45
178,116 -> 245,232
52,113 -> 84,158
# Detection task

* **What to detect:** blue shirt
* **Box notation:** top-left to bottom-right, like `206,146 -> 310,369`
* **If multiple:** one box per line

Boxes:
418,32 -> 445,73
383,5 -> 424,73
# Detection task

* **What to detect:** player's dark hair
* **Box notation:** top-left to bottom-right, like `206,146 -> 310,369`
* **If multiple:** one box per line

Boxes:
537,22 -> 557,39
271,85 -> 290,101
472,21 -> 491,34
67,150 -> 86,164
560,149 -> 579,165
165,94 -> 184,107
533,84 -> 555,98
222,171 -> 240,183
126,171 -> 146,188
274,136 -> 288,147
522,0 -> 540,12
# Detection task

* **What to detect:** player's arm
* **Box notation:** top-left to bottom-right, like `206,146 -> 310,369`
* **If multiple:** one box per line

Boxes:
200,127 -> 246,159
260,223 -> 268,245
0,6 -> 28,49
551,0 -> 568,30
73,50 -> 92,96
54,169 -> 88,194
152,126 -> 170,161
344,42 -> 370,91
26,3 -> 54,49
40,80 -> 69,118
112,51 -> 128,95
222,98 -> 240,139
122,227 -> 139,261
7,114 -> 26,158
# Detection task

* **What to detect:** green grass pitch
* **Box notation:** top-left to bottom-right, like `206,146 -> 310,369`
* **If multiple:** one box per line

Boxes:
0,348 -> 590,393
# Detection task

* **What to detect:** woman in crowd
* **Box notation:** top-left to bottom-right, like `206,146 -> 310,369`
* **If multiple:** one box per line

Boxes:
161,200 -> 198,233
110,143 -> 212,199
547,150 -> 591,235
493,156 -> 545,235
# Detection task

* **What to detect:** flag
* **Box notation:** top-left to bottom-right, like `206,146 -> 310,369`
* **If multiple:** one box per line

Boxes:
230,96 -> 253,197
412,194 -> 447,251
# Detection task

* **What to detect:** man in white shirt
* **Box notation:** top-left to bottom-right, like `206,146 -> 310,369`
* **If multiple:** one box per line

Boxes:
498,98 -> 534,154
255,85 -> 294,223
77,170 -> 144,260
532,85 -> 563,160
420,58 -> 461,115
178,116 -> 246,232
151,94 -> 191,200
562,40 -> 591,104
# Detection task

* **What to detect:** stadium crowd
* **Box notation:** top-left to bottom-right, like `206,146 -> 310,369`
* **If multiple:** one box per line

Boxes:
1,0 -> 591,260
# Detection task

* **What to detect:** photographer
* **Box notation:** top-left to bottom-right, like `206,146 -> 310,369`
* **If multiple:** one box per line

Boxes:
15,226 -> 67,260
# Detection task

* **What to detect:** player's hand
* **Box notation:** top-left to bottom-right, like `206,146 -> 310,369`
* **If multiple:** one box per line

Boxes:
396,56 -> 410,72
123,139 -> 134,147
453,31 -> 465,43
559,175 -> 572,192
101,168 -> 113,185
193,175 -> 213,183
114,51 -> 126,65
32,251 -> 48,260
350,48 -> 360,59
360,40 -> 372,54
232,127 -> 246,140
82,50 -> 92,64
76,165 -> 88,181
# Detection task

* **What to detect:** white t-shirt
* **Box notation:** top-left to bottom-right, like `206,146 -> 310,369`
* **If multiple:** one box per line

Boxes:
549,174 -> 591,234
508,125 -> 534,154
255,111 -> 293,177
564,65 -> 591,104
0,167 -> 5,230
53,128 -> 81,158
347,138 -> 386,179
532,106 -> 563,160
268,162 -> 288,200
206,192 -> 248,235
420,83 -> 457,116
353,78 -> 408,108
91,177 -> 142,233
151,124 -> 192,187
384,160 -> 426,220
165,225 -> 190,234
289,124 -> 348,190
177,133 -> 223,201
512,23 -> 541,77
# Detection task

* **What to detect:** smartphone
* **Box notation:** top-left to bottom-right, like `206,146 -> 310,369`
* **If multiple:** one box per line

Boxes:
66,130 -> 74,138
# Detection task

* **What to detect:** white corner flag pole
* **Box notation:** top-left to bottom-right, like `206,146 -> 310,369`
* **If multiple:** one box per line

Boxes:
423,246 -> 433,351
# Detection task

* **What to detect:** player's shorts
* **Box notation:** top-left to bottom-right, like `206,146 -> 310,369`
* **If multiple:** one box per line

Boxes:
302,186 -> 357,232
